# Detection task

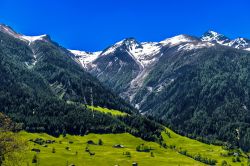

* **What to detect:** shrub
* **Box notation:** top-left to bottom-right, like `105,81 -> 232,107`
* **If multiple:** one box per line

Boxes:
87,140 -> 95,145
221,160 -> 228,166
136,144 -> 151,152
32,154 -> 37,163
98,139 -> 103,145
124,151 -> 131,157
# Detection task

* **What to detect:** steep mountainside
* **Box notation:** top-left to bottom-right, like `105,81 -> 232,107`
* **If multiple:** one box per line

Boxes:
0,24 -> 163,141
71,31 -> 250,150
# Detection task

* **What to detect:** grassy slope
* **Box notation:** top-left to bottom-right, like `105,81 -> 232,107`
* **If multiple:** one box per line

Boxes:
17,131 -> 203,166
6,106 -> 248,166
162,128 -> 248,166
66,101 -> 128,116
87,105 -> 128,116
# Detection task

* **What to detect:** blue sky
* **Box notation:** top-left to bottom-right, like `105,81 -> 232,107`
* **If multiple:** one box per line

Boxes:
1,0 -> 250,51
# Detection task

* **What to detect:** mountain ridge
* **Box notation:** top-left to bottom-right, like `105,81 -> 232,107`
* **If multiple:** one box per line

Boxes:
70,30 -> 250,72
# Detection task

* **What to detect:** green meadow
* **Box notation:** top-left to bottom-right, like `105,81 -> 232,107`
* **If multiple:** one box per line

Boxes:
162,128 -> 248,166
15,131 -> 203,166
87,105 -> 128,116
7,129 -> 247,166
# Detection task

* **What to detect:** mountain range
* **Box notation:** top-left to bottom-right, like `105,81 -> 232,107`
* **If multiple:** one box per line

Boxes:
1,23 -> 250,151
70,30 -> 250,151
70,30 -> 250,108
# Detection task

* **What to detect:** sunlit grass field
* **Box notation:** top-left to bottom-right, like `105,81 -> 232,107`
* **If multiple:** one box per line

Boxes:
16,131 -> 204,166
8,129 -> 248,166
162,128 -> 248,166
87,105 -> 128,116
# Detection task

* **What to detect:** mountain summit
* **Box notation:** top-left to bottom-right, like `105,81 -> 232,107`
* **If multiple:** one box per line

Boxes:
201,30 -> 231,44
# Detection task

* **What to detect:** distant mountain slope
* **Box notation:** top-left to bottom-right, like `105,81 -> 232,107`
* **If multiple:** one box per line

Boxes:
201,30 -> 250,50
0,24 -> 162,141
71,31 -> 250,151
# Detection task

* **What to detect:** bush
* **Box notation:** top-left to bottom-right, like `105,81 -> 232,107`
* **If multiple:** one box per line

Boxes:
136,144 -> 152,152
124,151 -> 131,157
236,156 -> 241,162
98,139 -> 103,145
87,140 -> 95,145
221,160 -> 228,166
32,154 -> 37,163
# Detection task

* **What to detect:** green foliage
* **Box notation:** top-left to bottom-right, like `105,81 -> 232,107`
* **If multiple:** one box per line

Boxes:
98,139 -> 103,145
52,147 -> 56,153
221,160 -> 228,166
0,113 -> 27,166
124,151 -> 131,157
136,144 -> 152,152
32,154 -> 37,163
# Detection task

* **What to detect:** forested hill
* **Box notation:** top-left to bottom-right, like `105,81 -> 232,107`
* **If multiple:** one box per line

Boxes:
0,24 -> 163,141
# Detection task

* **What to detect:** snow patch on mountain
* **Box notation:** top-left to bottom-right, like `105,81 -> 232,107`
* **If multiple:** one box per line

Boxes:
160,35 -> 194,46
228,38 -> 250,49
128,42 -> 161,67
69,50 -> 101,68
201,30 -> 230,45
178,42 -> 214,51
21,35 -> 47,45
201,30 -> 250,51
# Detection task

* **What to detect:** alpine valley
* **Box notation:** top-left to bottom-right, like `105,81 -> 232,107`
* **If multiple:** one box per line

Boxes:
1,23 -> 250,166
70,30 -> 250,151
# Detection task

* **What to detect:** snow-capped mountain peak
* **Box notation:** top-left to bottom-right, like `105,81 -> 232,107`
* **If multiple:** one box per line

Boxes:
70,31 -> 250,71
201,30 -> 230,45
228,38 -> 250,49
103,38 -> 162,68
101,38 -> 142,56
201,30 -> 250,50
122,38 -> 142,48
